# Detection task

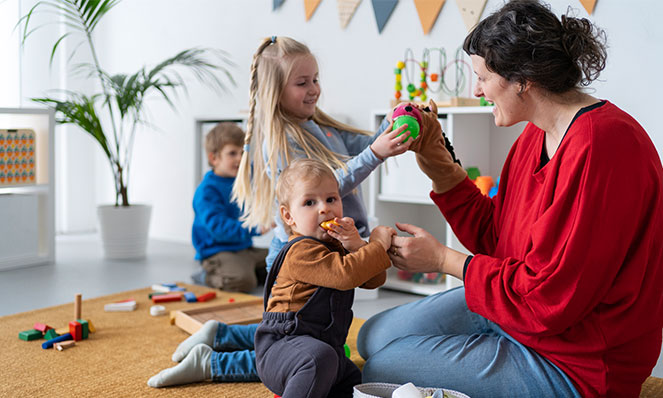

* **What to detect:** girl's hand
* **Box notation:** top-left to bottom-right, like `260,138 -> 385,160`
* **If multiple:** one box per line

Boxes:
388,222 -> 467,280
370,121 -> 413,160
325,217 -> 366,252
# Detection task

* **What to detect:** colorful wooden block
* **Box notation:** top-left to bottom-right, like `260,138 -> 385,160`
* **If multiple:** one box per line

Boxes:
76,319 -> 89,339
33,322 -> 52,333
19,329 -> 43,341
44,329 -> 60,340
42,333 -> 73,349
196,292 -> 217,302
69,321 -> 82,341
183,292 -> 197,303
54,340 -> 76,351
87,320 -> 96,333
152,293 -> 182,304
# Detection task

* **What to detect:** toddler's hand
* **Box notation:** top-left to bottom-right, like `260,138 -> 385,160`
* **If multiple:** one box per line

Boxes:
369,225 -> 397,252
324,217 -> 366,252
370,121 -> 413,160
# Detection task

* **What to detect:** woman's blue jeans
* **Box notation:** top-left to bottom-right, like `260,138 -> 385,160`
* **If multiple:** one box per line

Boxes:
357,287 -> 580,398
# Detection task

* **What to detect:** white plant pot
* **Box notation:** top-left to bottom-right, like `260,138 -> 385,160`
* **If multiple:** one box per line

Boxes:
97,204 -> 152,260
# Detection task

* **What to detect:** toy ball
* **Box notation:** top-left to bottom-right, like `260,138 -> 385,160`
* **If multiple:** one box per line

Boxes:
392,103 -> 422,143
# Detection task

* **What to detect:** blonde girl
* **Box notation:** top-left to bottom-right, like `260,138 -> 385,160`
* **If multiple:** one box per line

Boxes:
233,36 -> 410,269
147,36 -> 411,388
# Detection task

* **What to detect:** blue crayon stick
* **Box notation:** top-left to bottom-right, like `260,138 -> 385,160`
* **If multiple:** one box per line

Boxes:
42,333 -> 73,349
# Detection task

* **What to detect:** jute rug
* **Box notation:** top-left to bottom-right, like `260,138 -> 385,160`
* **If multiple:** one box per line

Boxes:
0,283 -> 365,397
2,282 -> 661,397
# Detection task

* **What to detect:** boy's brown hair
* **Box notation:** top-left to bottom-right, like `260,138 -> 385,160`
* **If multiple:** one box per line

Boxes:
205,122 -> 245,165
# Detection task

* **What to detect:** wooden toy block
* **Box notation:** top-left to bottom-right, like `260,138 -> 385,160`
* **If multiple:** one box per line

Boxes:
54,340 -> 76,351
55,327 -> 69,335
171,298 -> 264,335
87,320 -> 96,333
183,292 -> 197,303
44,329 -> 59,340
104,300 -> 137,312
148,291 -> 169,299
69,321 -> 82,341
152,293 -> 182,304
74,293 -> 82,320
161,283 -> 178,288
196,292 -> 217,302
42,333 -> 73,349
77,319 -> 89,339
151,284 -> 171,293
33,322 -> 52,333
19,329 -> 43,341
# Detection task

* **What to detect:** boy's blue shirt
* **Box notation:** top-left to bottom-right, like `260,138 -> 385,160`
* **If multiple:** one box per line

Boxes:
192,171 -> 259,261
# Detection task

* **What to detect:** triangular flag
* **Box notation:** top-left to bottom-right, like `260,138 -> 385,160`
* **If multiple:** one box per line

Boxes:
579,0 -> 597,14
338,0 -> 362,29
456,0 -> 487,31
273,0 -> 285,10
371,0 -> 398,33
413,0 -> 446,35
304,0 -> 322,21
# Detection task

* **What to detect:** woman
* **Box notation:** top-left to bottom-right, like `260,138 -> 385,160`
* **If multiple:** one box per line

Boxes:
357,1 -> 663,397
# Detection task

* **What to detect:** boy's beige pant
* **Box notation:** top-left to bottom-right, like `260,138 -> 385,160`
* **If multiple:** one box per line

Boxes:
202,247 -> 268,293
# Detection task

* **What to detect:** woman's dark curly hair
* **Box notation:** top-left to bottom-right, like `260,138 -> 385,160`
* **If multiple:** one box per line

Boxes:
463,0 -> 607,93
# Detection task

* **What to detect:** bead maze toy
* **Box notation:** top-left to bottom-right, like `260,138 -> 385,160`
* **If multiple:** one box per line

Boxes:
392,47 -> 484,108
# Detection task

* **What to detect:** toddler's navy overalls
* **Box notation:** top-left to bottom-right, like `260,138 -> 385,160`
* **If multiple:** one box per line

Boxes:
255,236 -> 361,398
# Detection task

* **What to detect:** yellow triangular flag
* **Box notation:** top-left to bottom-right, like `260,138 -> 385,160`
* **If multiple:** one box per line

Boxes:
338,0 -> 362,29
304,0 -> 322,21
413,0 -> 446,35
456,0 -> 487,31
579,0 -> 597,14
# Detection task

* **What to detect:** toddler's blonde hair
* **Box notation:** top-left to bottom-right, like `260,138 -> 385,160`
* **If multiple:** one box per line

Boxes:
233,36 -> 370,229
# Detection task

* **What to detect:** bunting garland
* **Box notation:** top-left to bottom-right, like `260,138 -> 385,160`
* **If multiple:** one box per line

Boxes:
456,0 -> 487,31
304,0 -> 322,21
337,0 -> 362,29
413,0 -> 446,35
579,0 -> 597,14
273,0 -> 286,11
371,0 -> 398,33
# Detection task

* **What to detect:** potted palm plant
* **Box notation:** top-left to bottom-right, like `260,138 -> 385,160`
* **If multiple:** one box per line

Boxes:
19,0 -> 234,259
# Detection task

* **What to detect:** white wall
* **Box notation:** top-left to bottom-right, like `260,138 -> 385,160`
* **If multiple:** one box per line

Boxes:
16,0 -> 663,241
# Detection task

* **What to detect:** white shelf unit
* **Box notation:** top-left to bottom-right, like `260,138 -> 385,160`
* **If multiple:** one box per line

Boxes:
368,106 -> 525,295
0,108 -> 55,270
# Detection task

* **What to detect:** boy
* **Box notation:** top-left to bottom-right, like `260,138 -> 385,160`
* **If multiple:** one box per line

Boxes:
191,122 -> 268,292
147,159 -> 394,391
255,158 -> 395,398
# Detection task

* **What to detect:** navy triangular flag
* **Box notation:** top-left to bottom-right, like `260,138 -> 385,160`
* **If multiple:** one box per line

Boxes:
371,0 -> 398,33
273,0 -> 285,11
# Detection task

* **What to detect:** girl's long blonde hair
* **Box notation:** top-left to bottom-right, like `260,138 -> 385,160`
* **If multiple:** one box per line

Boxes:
233,36 -> 371,229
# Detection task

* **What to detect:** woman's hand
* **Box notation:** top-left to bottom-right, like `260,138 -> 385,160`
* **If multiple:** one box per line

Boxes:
325,217 -> 366,252
389,222 -> 466,280
370,121 -> 412,160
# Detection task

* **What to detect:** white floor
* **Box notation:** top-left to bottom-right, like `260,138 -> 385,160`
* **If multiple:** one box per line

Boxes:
0,233 -> 421,319
1,233 -> 660,378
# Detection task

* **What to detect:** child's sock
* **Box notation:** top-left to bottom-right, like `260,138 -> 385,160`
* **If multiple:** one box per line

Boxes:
147,344 -> 212,388
172,320 -> 218,362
